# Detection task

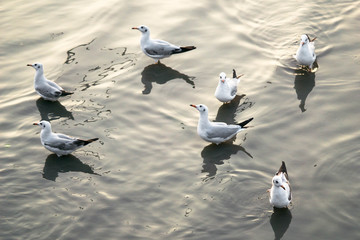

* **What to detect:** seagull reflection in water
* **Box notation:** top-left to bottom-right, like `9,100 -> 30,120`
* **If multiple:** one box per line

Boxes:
36,98 -> 74,121
201,142 -> 253,179
294,69 -> 315,112
141,63 -> 195,94
270,207 -> 292,240
43,154 -> 99,181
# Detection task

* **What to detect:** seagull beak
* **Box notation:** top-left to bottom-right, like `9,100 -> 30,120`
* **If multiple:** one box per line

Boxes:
132,27 -> 138,30
27,64 -> 32,67
190,104 -> 197,108
221,80 -> 225,83
301,42 -> 305,46
280,185 -> 286,190
33,122 -> 39,125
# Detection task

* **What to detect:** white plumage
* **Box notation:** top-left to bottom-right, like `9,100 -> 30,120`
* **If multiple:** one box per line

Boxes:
215,69 -> 243,103
27,63 -> 73,101
269,161 -> 292,208
190,104 -> 253,145
132,25 -> 196,62
33,120 -> 98,157
294,34 -> 317,71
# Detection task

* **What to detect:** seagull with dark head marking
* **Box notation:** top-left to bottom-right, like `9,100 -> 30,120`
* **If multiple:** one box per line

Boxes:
269,161 -> 292,208
132,25 -> 196,63
190,104 -> 253,145
33,120 -> 99,157
27,63 -> 73,101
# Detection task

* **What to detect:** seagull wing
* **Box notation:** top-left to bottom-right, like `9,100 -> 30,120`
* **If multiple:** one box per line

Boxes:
206,124 -> 240,139
43,134 -> 80,151
144,39 -> 180,56
46,80 -> 63,91
35,85 -> 62,98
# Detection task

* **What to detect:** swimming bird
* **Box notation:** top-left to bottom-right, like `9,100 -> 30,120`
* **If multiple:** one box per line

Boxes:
132,25 -> 196,63
27,63 -> 73,101
215,69 -> 243,103
33,120 -> 99,157
190,104 -> 253,144
269,161 -> 292,208
294,34 -> 317,71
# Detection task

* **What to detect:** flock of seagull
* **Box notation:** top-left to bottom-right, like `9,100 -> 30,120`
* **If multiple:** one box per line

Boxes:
29,25 -> 317,209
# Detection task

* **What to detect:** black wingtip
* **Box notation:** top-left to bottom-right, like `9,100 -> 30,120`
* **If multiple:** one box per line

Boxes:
238,117 -> 254,128
61,90 -> 74,96
82,138 -> 99,146
278,161 -> 288,175
233,69 -> 237,78
180,46 -> 196,52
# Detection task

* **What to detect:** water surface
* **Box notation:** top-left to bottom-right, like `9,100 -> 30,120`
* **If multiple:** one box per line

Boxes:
1,0 -> 359,239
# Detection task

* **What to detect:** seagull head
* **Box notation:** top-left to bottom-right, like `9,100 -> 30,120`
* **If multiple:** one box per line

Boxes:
27,63 -> 43,72
132,25 -> 149,34
300,34 -> 309,46
190,104 -> 208,114
33,120 -> 51,130
272,175 -> 286,190
219,72 -> 227,83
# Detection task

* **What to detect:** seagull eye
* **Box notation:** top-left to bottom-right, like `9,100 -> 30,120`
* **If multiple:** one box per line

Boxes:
275,180 -> 279,184
35,64 -> 37,66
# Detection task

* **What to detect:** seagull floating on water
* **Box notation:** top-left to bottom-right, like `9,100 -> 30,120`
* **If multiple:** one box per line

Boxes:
33,120 -> 99,157
27,63 -> 73,101
269,161 -> 292,208
294,34 -> 317,71
215,69 -> 243,103
190,104 -> 253,144
132,25 -> 196,63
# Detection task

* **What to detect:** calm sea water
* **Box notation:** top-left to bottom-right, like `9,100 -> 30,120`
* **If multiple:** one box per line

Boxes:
1,0 -> 359,239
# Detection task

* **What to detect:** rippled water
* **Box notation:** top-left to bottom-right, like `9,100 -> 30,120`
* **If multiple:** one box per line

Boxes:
1,0 -> 359,239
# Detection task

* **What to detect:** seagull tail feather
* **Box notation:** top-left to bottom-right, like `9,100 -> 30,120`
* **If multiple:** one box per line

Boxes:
81,138 -> 99,146
61,90 -> 74,96
237,117 -> 254,128
172,46 -> 196,54
277,161 -> 289,178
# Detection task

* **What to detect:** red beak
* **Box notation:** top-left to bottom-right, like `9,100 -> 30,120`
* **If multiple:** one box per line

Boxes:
27,64 -> 32,67
190,104 -> 196,108
301,42 -> 305,46
221,80 -> 225,83
132,27 -> 138,30
280,185 -> 286,190
33,122 -> 39,125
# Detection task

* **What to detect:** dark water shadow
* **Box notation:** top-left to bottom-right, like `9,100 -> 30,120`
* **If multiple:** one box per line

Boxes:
141,63 -> 195,94
201,143 -> 253,179
294,69 -> 316,112
270,207 -> 292,240
215,95 -> 245,124
36,98 -> 74,121
42,154 -> 99,181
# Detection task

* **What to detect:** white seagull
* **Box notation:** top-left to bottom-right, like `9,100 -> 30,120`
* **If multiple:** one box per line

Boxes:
269,161 -> 292,208
33,120 -> 99,157
190,104 -> 253,144
294,34 -> 317,71
215,69 -> 243,103
132,25 -> 196,63
27,63 -> 73,101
